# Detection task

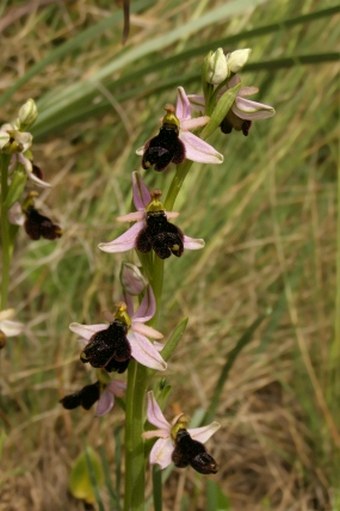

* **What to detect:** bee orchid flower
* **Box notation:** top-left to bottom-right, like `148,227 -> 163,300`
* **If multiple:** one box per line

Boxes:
60,378 -> 126,417
0,122 -> 50,188
137,86 -> 223,171
98,172 -> 205,259
69,286 -> 167,373
143,391 -> 220,472
189,74 -> 275,136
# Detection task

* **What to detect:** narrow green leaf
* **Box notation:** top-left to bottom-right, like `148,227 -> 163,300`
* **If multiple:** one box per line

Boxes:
69,447 -> 104,506
203,314 -> 267,424
161,317 -> 188,362
206,480 -> 231,511
152,465 -> 163,511
200,82 -> 241,139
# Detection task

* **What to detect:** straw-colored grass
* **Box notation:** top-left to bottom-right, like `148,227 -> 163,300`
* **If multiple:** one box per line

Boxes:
0,0 -> 339,509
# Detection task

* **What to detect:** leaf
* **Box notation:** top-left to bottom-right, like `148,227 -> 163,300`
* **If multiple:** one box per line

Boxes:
69,447 -> 104,505
203,314 -> 267,424
160,317 -> 188,362
206,480 -> 231,511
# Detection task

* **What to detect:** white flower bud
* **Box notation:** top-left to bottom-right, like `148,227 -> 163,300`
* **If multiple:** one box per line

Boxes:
226,49 -> 252,74
120,262 -> 147,295
205,48 -> 229,85
18,99 -> 38,129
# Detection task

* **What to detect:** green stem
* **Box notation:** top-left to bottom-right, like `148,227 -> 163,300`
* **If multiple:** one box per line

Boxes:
164,160 -> 193,211
1,154 -> 11,310
124,361 -> 148,511
152,465 -> 162,511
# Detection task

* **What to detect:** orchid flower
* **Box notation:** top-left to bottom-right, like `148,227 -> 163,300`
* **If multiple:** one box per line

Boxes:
143,391 -> 220,471
98,172 -> 204,258
60,378 -> 126,417
69,286 -> 167,373
189,74 -> 275,136
0,122 -> 50,188
136,86 -> 223,171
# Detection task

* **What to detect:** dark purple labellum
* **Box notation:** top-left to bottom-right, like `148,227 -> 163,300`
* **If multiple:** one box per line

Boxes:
220,114 -> 252,137
24,206 -> 62,240
172,428 -> 218,475
81,320 -> 131,373
32,163 -> 44,181
60,381 -> 100,410
136,210 -> 184,259
142,123 -> 185,171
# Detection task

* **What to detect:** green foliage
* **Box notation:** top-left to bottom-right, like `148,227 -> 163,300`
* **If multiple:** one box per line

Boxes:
69,447 -> 104,506
206,480 -> 231,511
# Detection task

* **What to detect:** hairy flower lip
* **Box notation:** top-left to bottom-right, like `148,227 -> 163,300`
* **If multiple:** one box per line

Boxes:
143,391 -> 220,470
98,172 -> 205,256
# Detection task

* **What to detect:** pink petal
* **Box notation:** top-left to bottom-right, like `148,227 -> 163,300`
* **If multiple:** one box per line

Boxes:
132,171 -> 151,210
149,438 -> 174,469
176,87 -> 191,121
0,319 -> 24,337
133,286 -> 156,322
117,211 -> 144,222
98,221 -> 144,253
146,391 -> 170,430
153,341 -> 164,352
27,170 -> 51,188
8,202 -> 25,226
128,331 -> 167,371
106,380 -> 126,397
17,153 -> 33,174
188,421 -> 221,443
239,86 -> 259,97
187,94 -> 205,108
95,388 -> 114,416
181,116 -> 209,131
183,235 -> 205,250
143,429 -> 168,440
180,131 -> 224,164
132,321 -> 163,339
233,97 -> 275,120
228,74 -> 241,87
69,322 -> 108,341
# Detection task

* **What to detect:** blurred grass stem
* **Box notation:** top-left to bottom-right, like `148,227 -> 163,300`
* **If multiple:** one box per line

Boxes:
1,154 -> 11,309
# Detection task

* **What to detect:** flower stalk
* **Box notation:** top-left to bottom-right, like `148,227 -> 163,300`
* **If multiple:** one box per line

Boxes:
1,154 -> 12,309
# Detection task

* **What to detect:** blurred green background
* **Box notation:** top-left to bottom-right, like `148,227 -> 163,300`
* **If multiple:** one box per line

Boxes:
0,0 -> 339,510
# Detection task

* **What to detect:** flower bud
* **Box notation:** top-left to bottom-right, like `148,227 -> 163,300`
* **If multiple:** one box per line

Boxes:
120,262 -> 147,296
18,99 -> 38,129
204,48 -> 229,85
226,48 -> 251,73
